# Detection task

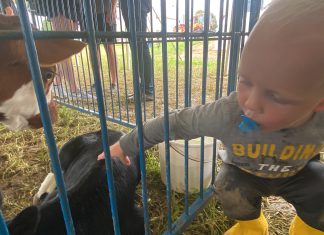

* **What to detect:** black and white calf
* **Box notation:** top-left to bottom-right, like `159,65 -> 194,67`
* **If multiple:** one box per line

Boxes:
6,129 -> 144,235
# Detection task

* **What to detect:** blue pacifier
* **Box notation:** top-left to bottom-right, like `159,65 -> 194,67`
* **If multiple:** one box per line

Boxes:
239,115 -> 260,133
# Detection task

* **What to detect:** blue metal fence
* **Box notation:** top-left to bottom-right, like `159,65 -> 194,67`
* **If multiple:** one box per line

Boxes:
0,0 -> 263,234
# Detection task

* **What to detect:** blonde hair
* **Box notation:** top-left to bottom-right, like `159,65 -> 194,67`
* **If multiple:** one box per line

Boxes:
247,0 -> 324,91
260,0 -> 324,29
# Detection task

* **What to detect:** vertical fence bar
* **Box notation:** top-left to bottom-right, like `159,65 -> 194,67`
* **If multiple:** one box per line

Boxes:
215,0 -> 225,100
220,0 -> 230,97
82,1 -> 121,234
240,0 -> 248,50
149,6 -> 156,119
125,0 -> 150,233
16,1 -> 76,234
175,0 -> 179,109
184,0 -> 190,218
249,0 -> 262,32
160,0 -> 173,233
188,0 -> 194,107
213,0 -> 225,183
200,0 -> 211,198
227,0 -> 244,94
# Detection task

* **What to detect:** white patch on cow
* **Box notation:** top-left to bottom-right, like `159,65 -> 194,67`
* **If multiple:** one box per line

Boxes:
0,81 -> 51,130
33,172 -> 56,205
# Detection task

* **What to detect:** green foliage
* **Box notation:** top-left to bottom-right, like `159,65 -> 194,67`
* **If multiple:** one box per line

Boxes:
194,10 -> 218,32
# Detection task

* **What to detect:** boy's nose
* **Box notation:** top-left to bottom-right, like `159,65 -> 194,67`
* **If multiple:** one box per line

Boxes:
244,90 -> 263,114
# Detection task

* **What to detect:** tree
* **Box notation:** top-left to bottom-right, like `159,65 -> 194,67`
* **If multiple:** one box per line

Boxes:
210,13 -> 218,32
194,10 -> 218,32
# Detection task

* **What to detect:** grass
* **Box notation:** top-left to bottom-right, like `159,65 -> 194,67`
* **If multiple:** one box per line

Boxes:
57,40 -> 229,126
0,40 -> 298,234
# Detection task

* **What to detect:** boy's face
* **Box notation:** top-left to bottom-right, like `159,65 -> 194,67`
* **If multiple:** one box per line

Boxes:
237,24 -> 324,132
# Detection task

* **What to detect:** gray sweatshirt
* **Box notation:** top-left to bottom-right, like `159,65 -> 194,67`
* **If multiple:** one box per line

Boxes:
120,92 -> 324,178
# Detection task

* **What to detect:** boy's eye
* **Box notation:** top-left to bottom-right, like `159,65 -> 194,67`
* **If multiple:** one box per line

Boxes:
264,91 -> 287,104
239,78 -> 253,87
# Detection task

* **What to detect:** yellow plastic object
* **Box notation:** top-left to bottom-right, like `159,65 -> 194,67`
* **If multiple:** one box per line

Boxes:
289,216 -> 324,235
224,211 -> 269,235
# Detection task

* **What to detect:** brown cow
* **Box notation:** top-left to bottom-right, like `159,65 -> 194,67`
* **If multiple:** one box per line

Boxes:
0,15 -> 86,130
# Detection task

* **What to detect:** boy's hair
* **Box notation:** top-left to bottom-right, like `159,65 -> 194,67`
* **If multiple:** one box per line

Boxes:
255,0 -> 324,90
261,0 -> 324,30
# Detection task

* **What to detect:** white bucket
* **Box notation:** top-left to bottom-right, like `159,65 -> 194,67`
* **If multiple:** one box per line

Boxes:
158,137 -> 219,193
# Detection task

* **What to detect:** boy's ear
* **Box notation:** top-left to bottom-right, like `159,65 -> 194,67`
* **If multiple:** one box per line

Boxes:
314,99 -> 324,112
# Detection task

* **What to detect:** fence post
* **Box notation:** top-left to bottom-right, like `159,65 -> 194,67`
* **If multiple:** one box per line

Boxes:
227,0 -> 245,94
16,1 -> 76,234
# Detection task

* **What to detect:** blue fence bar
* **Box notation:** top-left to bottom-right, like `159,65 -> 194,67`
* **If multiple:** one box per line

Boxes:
125,0 -> 150,233
228,0 -> 245,94
160,0 -> 173,233
183,0 -> 190,219
17,1 -> 76,234
249,0 -> 262,32
213,0 -> 225,184
82,0 -> 121,234
199,0 -> 211,199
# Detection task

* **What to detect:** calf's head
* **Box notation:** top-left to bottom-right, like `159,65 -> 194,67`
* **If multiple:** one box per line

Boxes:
0,15 -> 86,130
6,130 -> 144,235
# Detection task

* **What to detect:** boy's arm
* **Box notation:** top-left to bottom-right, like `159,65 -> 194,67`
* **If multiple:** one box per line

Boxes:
120,99 -> 227,157
98,95 -> 231,165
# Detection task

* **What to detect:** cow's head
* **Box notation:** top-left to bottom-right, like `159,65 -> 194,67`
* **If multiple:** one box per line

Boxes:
0,15 -> 86,130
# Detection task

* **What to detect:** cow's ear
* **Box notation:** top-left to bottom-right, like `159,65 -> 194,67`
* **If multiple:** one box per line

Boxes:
36,39 -> 86,67
0,15 -> 86,67
7,206 -> 40,235
0,15 -> 27,66
0,39 -> 86,68
0,40 -> 28,66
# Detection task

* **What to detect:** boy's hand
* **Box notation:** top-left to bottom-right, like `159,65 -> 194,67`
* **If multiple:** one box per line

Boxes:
97,141 -> 131,166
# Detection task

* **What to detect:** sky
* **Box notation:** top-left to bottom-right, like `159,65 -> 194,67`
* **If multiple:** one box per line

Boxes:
150,0 -> 273,31
152,0 -> 272,19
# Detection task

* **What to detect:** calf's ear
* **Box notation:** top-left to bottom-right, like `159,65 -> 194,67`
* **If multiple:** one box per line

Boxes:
7,206 -> 40,235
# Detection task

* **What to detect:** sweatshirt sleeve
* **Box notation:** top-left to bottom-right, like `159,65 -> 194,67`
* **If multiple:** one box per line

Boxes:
120,97 -> 228,157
